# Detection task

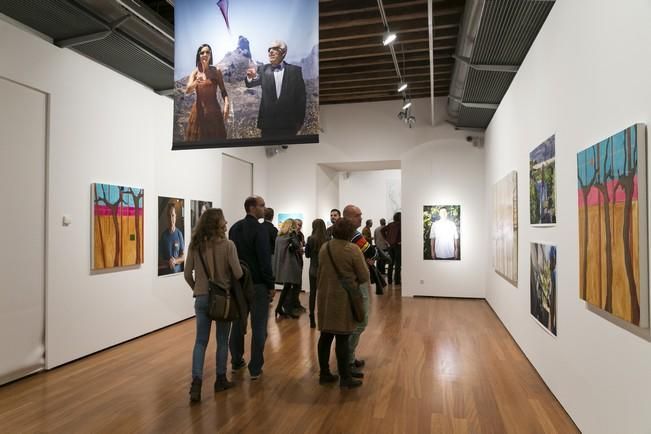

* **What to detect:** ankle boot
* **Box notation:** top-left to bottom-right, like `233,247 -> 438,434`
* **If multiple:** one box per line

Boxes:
215,374 -> 234,392
319,372 -> 339,385
189,378 -> 202,402
340,377 -> 363,389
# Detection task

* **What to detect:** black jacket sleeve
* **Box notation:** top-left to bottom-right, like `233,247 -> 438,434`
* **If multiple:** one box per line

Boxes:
256,224 -> 274,289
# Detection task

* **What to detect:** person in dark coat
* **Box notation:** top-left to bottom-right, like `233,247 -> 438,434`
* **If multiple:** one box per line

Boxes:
274,219 -> 302,318
245,40 -> 306,138
316,219 -> 369,389
305,218 -> 327,328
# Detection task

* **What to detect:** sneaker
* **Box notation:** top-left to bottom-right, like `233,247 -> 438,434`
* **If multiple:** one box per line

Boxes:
353,359 -> 365,368
232,359 -> 246,371
250,370 -> 263,380
319,373 -> 339,385
214,375 -> 234,392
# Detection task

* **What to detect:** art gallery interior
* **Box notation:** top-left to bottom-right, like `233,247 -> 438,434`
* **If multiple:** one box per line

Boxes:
1,0 -> 650,433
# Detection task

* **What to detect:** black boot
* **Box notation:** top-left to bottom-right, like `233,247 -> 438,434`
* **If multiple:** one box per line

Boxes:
309,314 -> 316,329
215,374 -> 234,392
319,372 -> 339,385
340,377 -> 363,389
189,378 -> 202,403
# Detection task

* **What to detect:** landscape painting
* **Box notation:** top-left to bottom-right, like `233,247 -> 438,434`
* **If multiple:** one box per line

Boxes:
530,242 -> 557,336
92,183 -> 144,270
577,124 -> 649,327
529,135 -> 556,225
494,171 -> 518,285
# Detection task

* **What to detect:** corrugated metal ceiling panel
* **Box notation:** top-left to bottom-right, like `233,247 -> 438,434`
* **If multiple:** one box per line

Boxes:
75,32 -> 172,91
471,0 -> 554,65
463,69 -> 516,104
456,105 -> 496,129
0,0 -> 103,41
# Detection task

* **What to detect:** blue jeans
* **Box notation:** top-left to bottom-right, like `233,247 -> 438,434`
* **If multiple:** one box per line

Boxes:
229,284 -> 270,375
192,295 -> 232,379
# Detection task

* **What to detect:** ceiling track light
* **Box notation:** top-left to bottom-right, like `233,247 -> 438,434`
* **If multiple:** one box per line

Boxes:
397,82 -> 408,92
402,100 -> 412,110
382,29 -> 397,46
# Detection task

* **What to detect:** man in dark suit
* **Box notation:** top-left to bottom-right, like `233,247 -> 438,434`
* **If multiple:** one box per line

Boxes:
245,40 -> 306,138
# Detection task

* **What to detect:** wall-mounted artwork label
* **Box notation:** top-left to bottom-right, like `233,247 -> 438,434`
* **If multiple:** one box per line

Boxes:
92,183 -> 144,270
173,0 -> 319,150
423,205 -> 460,260
493,171 -> 518,285
577,124 -> 649,327
158,197 -> 186,276
530,242 -> 557,336
529,135 -> 556,225
190,200 -> 212,234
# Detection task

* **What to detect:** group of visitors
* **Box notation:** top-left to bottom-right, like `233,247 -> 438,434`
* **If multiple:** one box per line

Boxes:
183,195 -> 402,402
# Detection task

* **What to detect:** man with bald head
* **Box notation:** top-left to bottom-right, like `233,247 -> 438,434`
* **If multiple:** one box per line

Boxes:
342,204 -> 376,376
245,40 -> 306,139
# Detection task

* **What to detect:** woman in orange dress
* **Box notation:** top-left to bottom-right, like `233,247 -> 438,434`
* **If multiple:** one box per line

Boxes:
185,44 -> 229,141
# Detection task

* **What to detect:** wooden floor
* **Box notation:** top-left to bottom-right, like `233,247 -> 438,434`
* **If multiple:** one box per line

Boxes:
0,286 -> 578,434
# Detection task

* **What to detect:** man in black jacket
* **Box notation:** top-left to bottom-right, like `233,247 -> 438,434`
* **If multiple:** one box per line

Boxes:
245,40 -> 306,139
228,195 -> 274,379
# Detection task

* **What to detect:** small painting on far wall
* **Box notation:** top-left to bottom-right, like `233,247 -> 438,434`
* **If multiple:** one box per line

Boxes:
92,183 -> 144,270
278,212 -> 304,228
158,196 -> 185,276
423,205 -> 460,260
530,242 -> 557,336
529,135 -> 556,225
190,200 -> 212,234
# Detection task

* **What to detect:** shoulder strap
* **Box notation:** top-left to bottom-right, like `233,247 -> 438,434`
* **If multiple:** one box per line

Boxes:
326,242 -> 344,279
197,245 -> 213,281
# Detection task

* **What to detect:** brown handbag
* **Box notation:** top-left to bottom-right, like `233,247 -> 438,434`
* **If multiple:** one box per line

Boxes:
326,242 -> 365,322
197,249 -> 239,321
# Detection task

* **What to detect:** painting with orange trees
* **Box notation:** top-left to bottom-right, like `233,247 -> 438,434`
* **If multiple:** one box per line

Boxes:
92,183 -> 144,270
577,124 -> 649,327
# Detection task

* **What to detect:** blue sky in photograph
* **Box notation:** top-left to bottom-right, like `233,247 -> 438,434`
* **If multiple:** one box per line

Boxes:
174,0 -> 317,80
530,135 -> 555,164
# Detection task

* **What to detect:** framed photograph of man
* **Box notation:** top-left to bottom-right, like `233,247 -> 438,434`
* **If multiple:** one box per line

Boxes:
158,196 -> 186,276
173,0 -> 319,149
423,205 -> 461,260
529,135 -> 556,225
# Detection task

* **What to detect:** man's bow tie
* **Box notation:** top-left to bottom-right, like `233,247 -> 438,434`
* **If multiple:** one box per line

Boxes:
271,64 -> 283,71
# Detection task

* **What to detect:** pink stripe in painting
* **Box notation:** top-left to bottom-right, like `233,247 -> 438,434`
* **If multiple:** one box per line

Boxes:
577,176 -> 638,207
94,205 -> 144,216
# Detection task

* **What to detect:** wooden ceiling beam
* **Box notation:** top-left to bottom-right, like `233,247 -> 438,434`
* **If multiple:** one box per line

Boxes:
321,83 -> 448,98
321,63 -> 452,79
322,78 -> 449,92
320,30 -> 457,52
321,69 -> 451,85
320,52 -> 454,69
321,91 -> 448,105
320,43 -> 455,62
320,14 -> 460,42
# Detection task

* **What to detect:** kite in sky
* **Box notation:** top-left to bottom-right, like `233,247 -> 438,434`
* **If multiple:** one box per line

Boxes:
216,0 -> 230,31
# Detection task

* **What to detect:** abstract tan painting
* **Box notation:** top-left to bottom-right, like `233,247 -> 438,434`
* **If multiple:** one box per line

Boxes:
494,171 -> 518,285
577,124 -> 649,327
92,183 -> 144,270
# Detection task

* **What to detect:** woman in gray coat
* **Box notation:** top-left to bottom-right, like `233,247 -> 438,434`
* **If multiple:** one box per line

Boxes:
274,218 -> 302,318
317,218 -> 370,388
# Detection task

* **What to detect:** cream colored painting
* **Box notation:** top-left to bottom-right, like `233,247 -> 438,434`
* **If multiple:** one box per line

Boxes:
493,171 -> 518,285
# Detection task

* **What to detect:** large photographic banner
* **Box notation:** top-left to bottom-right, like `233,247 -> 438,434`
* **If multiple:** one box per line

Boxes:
173,0 -> 319,149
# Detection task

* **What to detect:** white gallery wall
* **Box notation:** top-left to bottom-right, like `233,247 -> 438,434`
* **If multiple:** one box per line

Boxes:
265,98 -> 486,298
483,0 -> 651,433
0,16 -> 267,369
338,169 -> 401,229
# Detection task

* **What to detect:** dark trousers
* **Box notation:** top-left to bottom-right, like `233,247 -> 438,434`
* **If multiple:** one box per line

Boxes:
376,255 -> 386,275
317,332 -> 350,379
308,271 -> 317,318
229,283 -> 269,375
277,282 -> 300,313
388,245 -> 402,284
